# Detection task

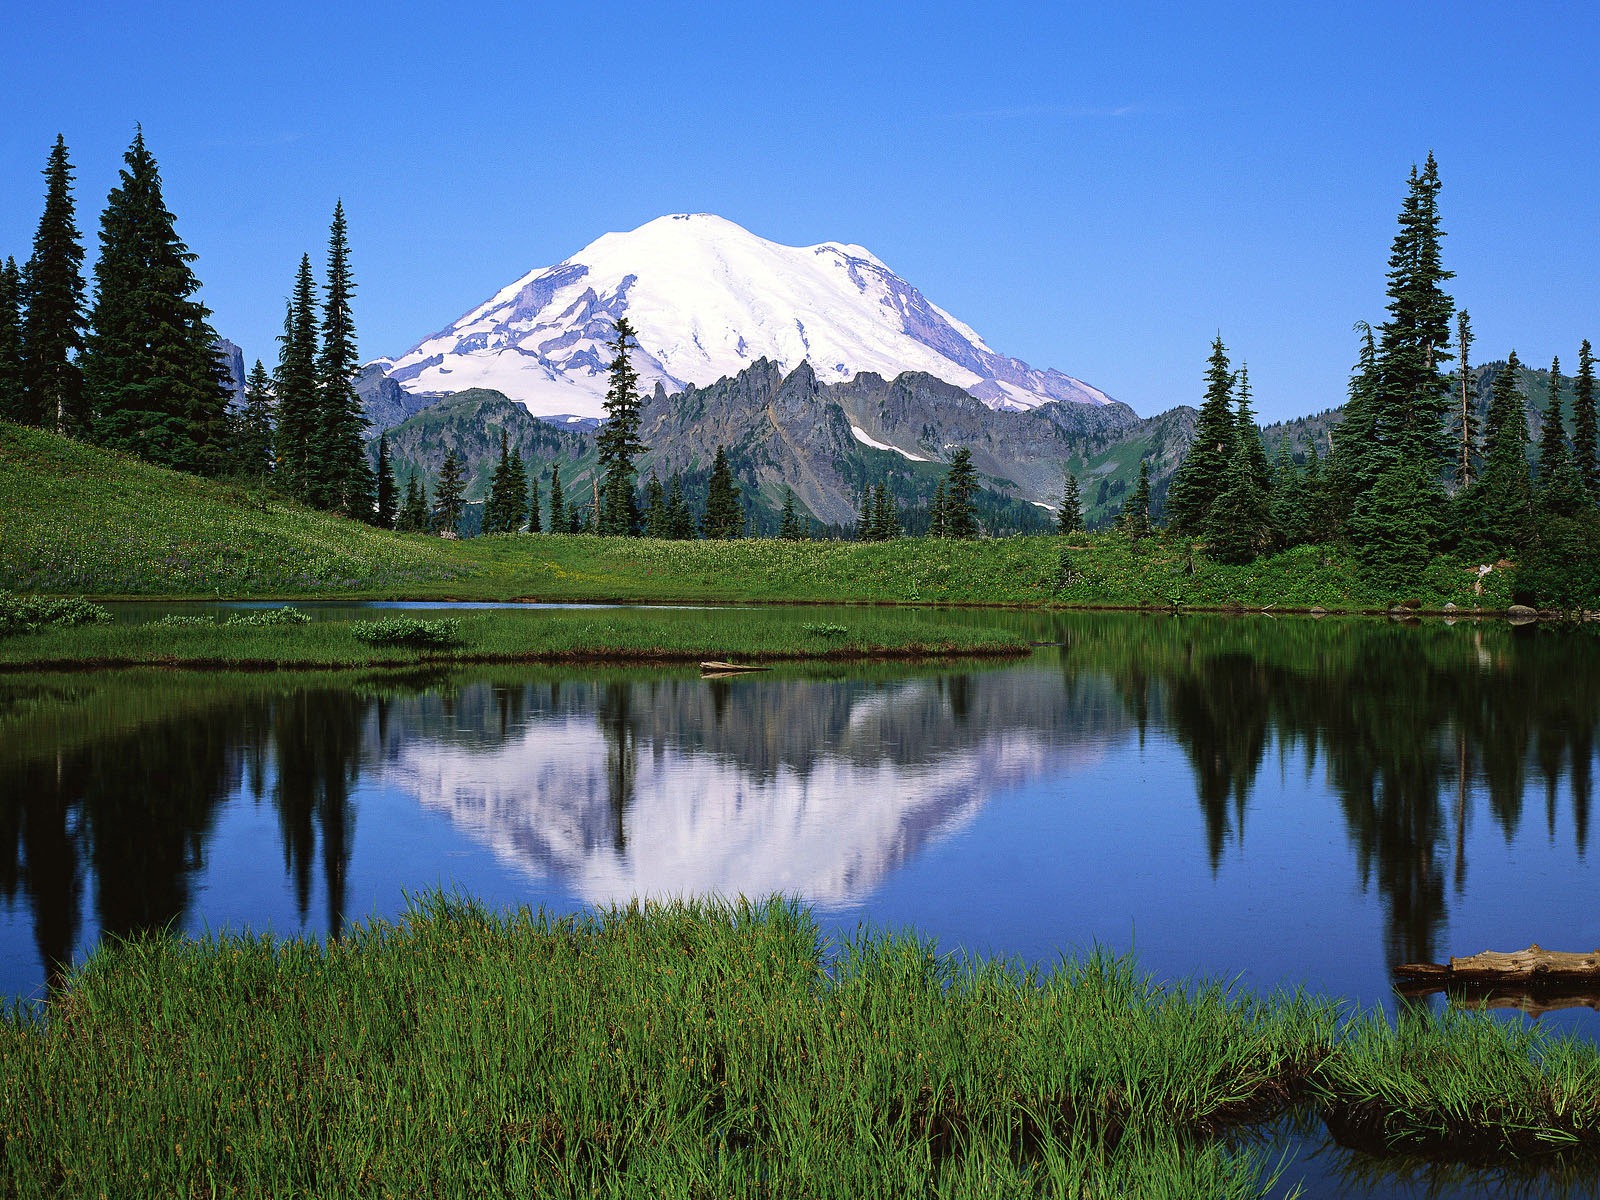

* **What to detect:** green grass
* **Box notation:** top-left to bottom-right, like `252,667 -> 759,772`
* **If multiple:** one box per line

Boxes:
4,898 -> 1595,1198
0,419 -> 1520,611
0,606 -> 1027,671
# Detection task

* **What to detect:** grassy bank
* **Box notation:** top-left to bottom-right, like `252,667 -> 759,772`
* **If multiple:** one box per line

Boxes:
3,421 -> 1515,610
2,898 -> 1595,1198
0,605 -> 1027,671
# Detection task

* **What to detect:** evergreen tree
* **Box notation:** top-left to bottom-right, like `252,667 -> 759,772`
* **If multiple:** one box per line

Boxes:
1120,459 -> 1152,541
1371,153 -> 1454,471
1165,336 -> 1236,533
870,483 -> 900,539
596,317 -> 646,535
1466,353 -> 1535,555
233,359 -> 275,480
374,434 -> 398,529
1573,339 -> 1599,498
665,474 -> 694,539
1331,322 -> 1383,502
566,499 -> 582,534
1452,310 -> 1477,488
507,446 -> 527,532
1349,460 -> 1447,587
274,255 -> 320,501
528,470 -> 542,533
941,446 -> 979,538
0,257 -> 23,423
1233,364 -> 1271,493
483,430 -> 515,534
397,472 -> 429,533
1268,442 -> 1310,548
702,447 -> 743,539
778,488 -> 800,539
1537,358 -> 1586,517
643,471 -> 666,537
432,449 -> 466,536
19,135 -> 87,433
856,487 -> 874,540
1205,443 -> 1272,563
929,480 -> 948,537
548,463 -> 565,535
1057,471 -> 1083,534
83,128 -> 229,474
313,201 -> 373,519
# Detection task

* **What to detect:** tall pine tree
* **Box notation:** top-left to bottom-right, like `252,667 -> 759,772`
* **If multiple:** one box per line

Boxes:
313,202 -> 374,519
232,359 -> 276,480
374,433 -> 398,529
1537,357 -> 1585,516
84,128 -> 229,475
941,446 -> 979,538
1371,153 -> 1454,472
1466,353 -> 1535,555
1165,336 -> 1236,533
701,446 -> 743,539
528,469 -> 543,533
19,135 -> 87,434
596,317 -> 646,535
1573,339 -> 1599,498
1453,310 -> 1477,488
548,463 -> 565,535
0,257 -> 22,423
432,449 -> 466,536
1056,472 -> 1083,534
274,255 -> 320,500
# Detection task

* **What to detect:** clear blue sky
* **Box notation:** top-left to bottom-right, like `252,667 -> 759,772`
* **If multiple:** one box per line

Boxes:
3,2 -> 1595,424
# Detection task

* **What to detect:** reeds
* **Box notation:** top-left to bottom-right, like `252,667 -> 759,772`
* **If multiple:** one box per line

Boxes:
7,896 -> 1591,1197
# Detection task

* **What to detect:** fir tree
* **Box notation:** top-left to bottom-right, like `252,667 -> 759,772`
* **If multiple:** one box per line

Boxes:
1453,310 -> 1477,488
1233,364 -> 1271,493
19,135 -> 87,433
567,500 -> 581,534
432,449 -> 466,536
643,472 -> 667,537
233,359 -> 275,480
83,128 -> 228,475
1205,443 -> 1272,563
941,446 -> 979,538
856,487 -> 874,540
483,430 -> 515,534
596,317 -> 646,535
1332,322 -> 1383,499
1268,442 -> 1310,548
548,463 -> 565,535
778,488 -> 800,540
0,257 -> 23,423
1349,460 -> 1446,587
702,447 -> 743,539
528,469 -> 542,533
274,255 -> 320,501
1573,339 -> 1599,498
1120,459 -> 1152,541
665,474 -> 694,539
1466,353 -> 1535,555
374,434 -> 398,529
507,447 -> 527,532
1372,153 -> 1454,471
313,201 -> 373,519
1537,357 -> 1585,517
398,472 -> 429,533
1057,471 -> 1083,534
929,480 -> 948,537
1165,336 -> 1236,533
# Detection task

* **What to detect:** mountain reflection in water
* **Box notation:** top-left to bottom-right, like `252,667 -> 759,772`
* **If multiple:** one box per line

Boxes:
0,614 -> 1596,1022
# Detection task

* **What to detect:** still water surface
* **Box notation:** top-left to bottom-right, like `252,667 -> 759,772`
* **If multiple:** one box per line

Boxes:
2,608 -> 1596,1197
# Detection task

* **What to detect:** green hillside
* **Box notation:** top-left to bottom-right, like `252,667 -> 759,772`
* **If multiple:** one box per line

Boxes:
0,421 -> 467,596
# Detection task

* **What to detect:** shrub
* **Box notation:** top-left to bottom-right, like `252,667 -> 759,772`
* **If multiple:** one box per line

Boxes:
224,606 -> 311,628
0,590 -> 111,637
801,622 -> 848,638
350,617 -> 462,648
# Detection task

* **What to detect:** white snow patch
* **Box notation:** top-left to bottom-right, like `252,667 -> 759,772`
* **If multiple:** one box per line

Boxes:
850,424 -> 929,461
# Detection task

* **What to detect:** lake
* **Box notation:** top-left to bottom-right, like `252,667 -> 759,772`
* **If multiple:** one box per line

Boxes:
2,608 -> 1596,1197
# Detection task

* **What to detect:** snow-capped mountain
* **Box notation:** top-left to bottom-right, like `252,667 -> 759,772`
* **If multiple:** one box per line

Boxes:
379,213 -> 1116,419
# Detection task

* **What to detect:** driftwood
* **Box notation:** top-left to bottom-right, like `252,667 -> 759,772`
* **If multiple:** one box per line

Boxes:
1394,945 -> 1600,1015
699,661 -> 771,676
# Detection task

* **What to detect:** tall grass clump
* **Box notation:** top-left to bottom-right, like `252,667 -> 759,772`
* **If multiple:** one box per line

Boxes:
1,896 -> 1328,1198
0,589 -> 110,637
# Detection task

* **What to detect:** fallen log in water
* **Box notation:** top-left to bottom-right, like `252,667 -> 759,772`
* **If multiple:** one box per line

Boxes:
1394,945 -> 1600,1014
700,661 -> 772,675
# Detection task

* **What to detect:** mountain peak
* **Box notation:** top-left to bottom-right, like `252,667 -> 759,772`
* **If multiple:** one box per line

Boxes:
381,214 -> 1117,418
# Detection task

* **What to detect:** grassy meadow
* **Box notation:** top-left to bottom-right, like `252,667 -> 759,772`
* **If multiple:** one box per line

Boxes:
2,420 -> 1517,610
0,604 -> 1027,671
3,897 -> 1596,1198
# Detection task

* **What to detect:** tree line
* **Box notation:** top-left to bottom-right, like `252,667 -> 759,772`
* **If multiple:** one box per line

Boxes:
1156,153 -> 1600,606
0,132 -> 372,517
